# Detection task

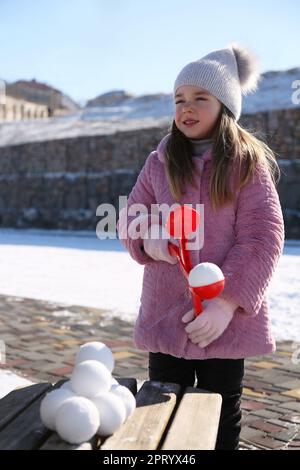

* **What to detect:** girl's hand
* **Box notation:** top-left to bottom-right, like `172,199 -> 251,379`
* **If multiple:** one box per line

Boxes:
182,297 -> 238,348
143,224 -> 179,264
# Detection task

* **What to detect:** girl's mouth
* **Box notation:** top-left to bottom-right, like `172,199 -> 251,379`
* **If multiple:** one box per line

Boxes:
183,120 -> 199,127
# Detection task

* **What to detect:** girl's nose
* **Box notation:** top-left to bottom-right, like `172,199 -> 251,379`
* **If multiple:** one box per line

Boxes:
182,102 -> 194,111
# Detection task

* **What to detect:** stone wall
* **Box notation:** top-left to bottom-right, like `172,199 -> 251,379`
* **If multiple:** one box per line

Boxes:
0,128 -> 167,230
241,107 -> 300,239
0,107 -> 299,237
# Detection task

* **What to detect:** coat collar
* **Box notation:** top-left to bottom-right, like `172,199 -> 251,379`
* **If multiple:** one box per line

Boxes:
157,133 -> 213,164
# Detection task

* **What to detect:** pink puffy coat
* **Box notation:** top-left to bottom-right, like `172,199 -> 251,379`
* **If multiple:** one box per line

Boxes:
117,133 -> 285,359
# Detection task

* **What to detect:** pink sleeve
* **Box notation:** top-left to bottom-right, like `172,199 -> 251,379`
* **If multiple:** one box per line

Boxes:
219,163 -> 285,317
116,151 -> 159,265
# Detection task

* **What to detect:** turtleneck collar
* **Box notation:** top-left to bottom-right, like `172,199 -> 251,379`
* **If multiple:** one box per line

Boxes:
156,134 -> 213,164
188,136 -> 213,157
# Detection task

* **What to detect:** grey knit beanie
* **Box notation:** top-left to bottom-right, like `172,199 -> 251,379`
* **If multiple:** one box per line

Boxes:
173,43 -> 261,121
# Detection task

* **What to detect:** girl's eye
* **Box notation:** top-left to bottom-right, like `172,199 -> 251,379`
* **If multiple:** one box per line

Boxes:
175,98 -> 206,104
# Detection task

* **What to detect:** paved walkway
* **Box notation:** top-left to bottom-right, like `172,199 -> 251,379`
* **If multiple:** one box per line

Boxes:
0,295 -> 299,450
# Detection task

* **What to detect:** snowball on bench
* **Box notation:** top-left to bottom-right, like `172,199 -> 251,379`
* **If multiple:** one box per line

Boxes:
55,396 -> 100,444
40,388 -> 75,431
75,341 -> 115,372
70,360 -> 112,398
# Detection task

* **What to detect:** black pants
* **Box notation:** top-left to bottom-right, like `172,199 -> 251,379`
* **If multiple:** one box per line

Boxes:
149,352 -> 244,450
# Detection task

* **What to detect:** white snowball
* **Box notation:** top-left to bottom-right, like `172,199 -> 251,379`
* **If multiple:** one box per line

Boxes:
111,377 -> 119,386
60,380 -> 73,391
55,396 -> 100,444
40,388 -> 74,431
110,384 -> 136,420
75,342 -> 115,372
92,392 -> 126,436
189,262 -> 224,287
71,360 -> 112,398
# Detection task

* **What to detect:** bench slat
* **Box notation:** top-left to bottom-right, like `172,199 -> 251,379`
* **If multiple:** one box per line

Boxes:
0,380 -> 64,450
0,383 -> 52,432
161,387 -> 222,450
101,381 -> 181,450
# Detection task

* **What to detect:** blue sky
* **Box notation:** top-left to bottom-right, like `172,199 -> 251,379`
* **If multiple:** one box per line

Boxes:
0,0 -> 298,104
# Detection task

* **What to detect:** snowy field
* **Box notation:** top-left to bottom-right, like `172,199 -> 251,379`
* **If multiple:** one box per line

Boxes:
0,228 -> 299,398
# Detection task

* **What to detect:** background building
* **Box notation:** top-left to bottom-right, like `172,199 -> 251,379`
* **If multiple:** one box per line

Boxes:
0,78 -> 79,121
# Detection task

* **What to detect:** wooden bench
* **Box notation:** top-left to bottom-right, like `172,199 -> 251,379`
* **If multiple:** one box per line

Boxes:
0,378 -> 222,450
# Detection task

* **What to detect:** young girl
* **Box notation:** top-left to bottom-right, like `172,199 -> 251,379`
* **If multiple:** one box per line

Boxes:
117,43 -> 285,450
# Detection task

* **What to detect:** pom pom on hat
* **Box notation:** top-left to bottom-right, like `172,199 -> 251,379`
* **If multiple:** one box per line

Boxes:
229,42 -> 261,95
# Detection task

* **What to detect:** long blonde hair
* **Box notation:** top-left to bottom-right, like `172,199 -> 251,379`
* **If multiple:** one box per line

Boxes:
165,105 -> 280,211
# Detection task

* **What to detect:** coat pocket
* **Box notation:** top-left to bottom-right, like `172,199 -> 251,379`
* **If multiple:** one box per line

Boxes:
135,291 -> 193,358
139,261 -> 189,330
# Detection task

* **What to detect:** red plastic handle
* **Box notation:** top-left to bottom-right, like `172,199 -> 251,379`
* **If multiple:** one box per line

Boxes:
168,241 -> 203,316
166,206 -> 203,317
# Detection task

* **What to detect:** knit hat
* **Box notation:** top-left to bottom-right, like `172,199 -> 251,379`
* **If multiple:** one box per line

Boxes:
173,43 -> 261,121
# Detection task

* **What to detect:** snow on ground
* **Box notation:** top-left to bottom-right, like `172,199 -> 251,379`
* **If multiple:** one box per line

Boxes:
0,228 -> 143,323
0,228 -> 299,341
0,370 -> 34,399
268,243 -> 300,342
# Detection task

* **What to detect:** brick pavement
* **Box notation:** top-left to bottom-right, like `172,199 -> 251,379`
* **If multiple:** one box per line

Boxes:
0,294 -> 299,450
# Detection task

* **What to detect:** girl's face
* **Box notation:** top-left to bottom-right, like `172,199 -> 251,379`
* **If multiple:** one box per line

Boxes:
174,85 -> 222,139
